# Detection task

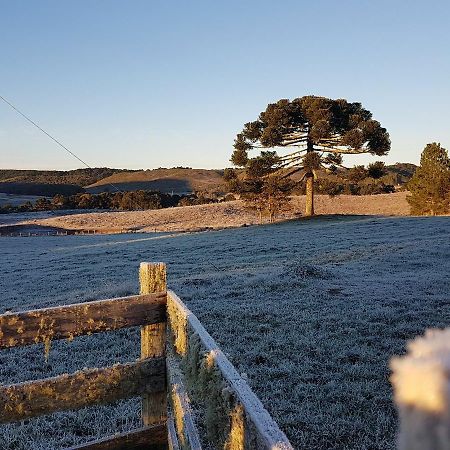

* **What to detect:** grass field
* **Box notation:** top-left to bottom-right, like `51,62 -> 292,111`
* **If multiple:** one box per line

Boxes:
0,215 -> 449,449
13,192 -> 411,234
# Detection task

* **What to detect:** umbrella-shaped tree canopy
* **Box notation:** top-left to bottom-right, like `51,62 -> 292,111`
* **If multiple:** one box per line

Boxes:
232,96 -> 391,216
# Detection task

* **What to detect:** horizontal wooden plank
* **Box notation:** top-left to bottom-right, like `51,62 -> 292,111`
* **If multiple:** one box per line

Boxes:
167,290 -> 293,450
0,357 -> 166,423
66,423 -> 167,450
0,293 -> 166,349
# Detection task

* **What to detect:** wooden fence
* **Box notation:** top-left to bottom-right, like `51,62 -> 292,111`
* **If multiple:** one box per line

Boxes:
0,228 -> 136,237
0,262 -> 293,450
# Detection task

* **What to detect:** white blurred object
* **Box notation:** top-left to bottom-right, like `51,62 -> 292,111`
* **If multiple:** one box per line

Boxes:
391,328 -> 450,450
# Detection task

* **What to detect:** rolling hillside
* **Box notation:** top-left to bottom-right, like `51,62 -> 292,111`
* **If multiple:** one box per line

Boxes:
0,168 -> 132,196
85,168 -> 225,194
0,168 -> 131,186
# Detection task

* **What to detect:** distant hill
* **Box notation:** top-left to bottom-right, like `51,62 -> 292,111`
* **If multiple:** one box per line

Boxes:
0,168 -> 133,187
85,168 -> 225,194
0,168 -> 135,196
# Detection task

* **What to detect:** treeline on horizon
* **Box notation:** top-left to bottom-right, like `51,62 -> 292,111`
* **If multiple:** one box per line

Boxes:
0,162 -> 417,214
229,161 -> 414,198
0,168 -> 133,187
0,190 -> 226,214
304,162 -> 401,196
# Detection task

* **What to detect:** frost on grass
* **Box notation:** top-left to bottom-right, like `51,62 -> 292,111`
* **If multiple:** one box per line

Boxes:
391,328 -> 450,450
0,216 -> 449,449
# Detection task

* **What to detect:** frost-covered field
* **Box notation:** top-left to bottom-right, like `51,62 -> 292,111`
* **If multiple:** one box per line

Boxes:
0,215 -> 449,449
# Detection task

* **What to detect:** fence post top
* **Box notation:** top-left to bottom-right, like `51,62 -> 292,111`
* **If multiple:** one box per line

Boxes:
139,263 -> 167,296
140,262 -> 166,267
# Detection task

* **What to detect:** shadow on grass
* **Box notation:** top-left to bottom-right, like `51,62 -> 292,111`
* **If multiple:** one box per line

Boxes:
276,214 -> 383,227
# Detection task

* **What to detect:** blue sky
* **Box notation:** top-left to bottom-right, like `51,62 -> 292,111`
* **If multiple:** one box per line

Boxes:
1,0 -> 449,170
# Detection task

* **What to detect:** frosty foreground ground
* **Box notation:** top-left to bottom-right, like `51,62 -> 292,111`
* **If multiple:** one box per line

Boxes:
0,215 -> 449,449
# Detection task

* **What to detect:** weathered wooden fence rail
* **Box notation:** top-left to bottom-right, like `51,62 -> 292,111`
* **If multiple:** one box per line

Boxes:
0,293 -> 166,348
0,262 -> 293,450
167,290 -> 293,450
0,228 -> 137,237
0,358 -> 165,424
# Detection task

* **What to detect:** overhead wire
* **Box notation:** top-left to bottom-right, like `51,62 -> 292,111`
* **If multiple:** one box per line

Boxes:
0,94 -> 122,194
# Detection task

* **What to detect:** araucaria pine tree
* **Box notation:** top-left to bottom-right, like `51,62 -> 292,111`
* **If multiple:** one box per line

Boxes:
407,143 -> 450,215
231,96 -> 391,216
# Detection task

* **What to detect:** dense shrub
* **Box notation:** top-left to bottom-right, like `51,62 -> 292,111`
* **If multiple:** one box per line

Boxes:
316,179 -> 344,197
346,165 -> 368,183
358,183 -> 395,195
367,161 -> 387,179
294,177 -> 394,197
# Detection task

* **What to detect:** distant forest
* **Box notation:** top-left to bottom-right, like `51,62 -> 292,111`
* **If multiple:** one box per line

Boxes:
0,190 -> 224,214
304,162 -> 417,196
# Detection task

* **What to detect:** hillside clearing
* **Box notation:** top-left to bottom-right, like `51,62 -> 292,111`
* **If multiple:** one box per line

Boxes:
10,192 -> 410,234
85,168 -> 224,194
0,215 -> 449,449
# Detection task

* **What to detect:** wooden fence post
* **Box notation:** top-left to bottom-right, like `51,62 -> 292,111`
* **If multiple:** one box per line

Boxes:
140,262 -> 167,426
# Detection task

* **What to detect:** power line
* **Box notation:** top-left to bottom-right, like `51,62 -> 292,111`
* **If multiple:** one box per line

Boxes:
0,94 -> 121,193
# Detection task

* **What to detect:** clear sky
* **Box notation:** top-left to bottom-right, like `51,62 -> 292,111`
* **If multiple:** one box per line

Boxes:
1,0 -> 449,170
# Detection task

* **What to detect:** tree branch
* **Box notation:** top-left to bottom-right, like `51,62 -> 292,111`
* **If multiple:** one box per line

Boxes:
280,140 -> 308,147
280,166 -> 305,180
280,150 -> 307,161
278,157 -> 304,169
283,132 -> 308,139
317,145 -> 367,154
322,161 -> 349,170
292,170 -> 308,183
319,138 -> 341,144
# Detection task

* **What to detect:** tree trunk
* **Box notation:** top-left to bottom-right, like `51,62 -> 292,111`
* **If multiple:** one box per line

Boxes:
305,172 -> 314,216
